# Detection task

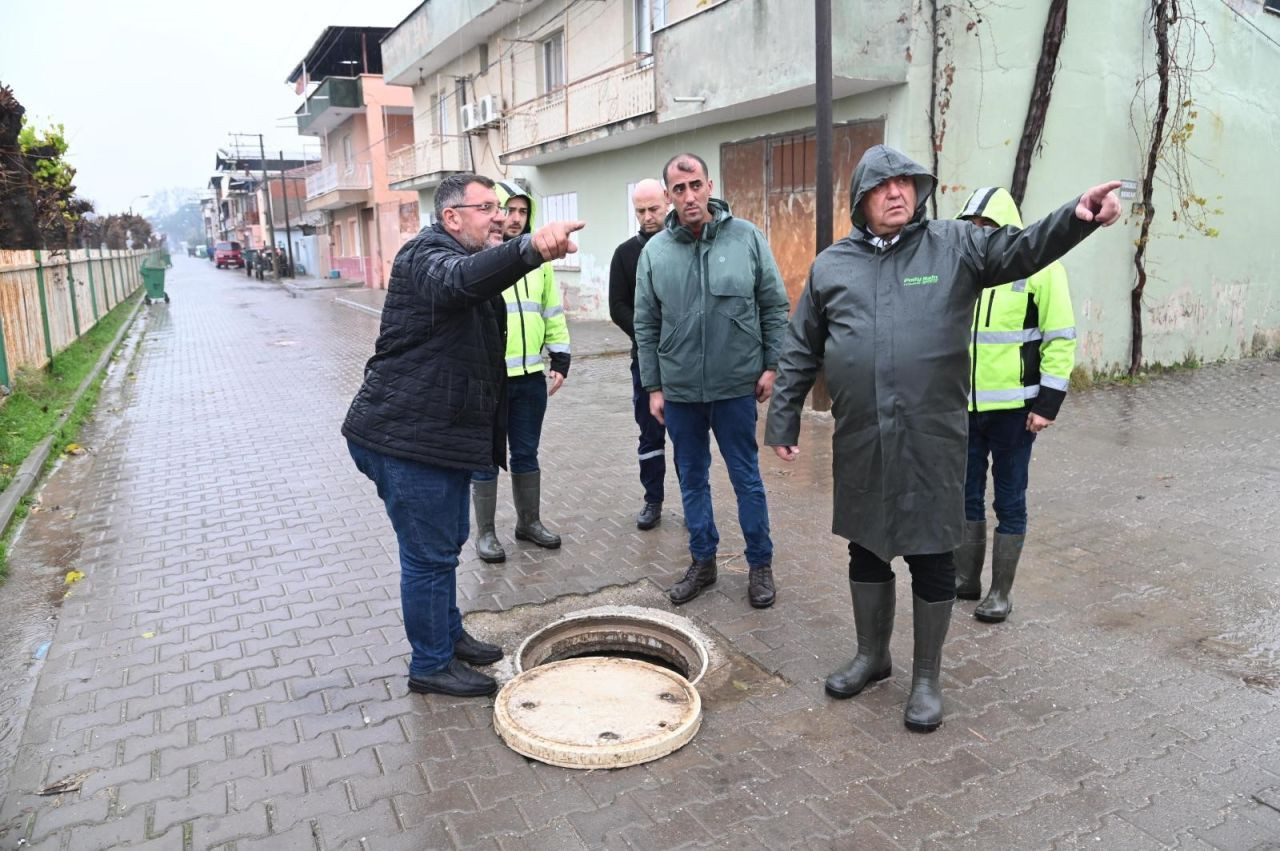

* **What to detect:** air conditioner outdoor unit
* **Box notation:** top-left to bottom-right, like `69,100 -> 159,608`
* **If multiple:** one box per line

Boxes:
460,103 -> 480,132
476,95 -> 501,126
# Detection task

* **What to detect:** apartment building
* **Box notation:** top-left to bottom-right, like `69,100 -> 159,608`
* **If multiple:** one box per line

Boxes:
380,0 -> 1280,371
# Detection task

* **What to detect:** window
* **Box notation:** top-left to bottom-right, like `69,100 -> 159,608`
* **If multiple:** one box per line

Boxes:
431,92 -> 450,136
633,0 -> 667,63
1266,0 -> 1280,15
479,42 -> 490,74
541,192 -> 579,269
341,134 -> 354,175
541,31 -> 565,96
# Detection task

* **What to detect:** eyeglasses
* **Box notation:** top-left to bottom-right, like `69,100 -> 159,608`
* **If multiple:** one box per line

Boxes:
449,202 -> 503,214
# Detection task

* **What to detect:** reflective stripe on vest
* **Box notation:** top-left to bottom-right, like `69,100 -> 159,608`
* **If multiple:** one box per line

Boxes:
507,354 -> 542,369
975,328 -> 1042,345
1042,327 -> 1077,342
1041,373 -> 1069,391
507,300 -> 541,314
974,386 -> 1040,403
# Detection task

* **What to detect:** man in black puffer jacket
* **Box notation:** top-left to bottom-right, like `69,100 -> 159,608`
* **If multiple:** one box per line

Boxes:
344,173 -> 584,698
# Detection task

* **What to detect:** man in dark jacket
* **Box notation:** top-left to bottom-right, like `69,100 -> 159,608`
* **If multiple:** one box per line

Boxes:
635,153 -> 790,609
343,173 -> 583,698
608,178 -> 670,530
766,145 -> 1119,733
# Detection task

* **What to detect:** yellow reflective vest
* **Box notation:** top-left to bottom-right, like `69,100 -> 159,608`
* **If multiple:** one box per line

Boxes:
957,187 -> 1076,419
495,181 -> 572,378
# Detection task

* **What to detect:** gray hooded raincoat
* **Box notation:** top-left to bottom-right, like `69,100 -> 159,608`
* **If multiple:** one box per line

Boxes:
765,146 -> 1100,561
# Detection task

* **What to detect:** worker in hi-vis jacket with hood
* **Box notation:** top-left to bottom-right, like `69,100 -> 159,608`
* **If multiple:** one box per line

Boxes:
471,181 -> 571,564
953,187 -> 1077,624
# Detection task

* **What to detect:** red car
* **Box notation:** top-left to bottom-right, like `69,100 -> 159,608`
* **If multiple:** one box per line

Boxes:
214,241 -> 244,269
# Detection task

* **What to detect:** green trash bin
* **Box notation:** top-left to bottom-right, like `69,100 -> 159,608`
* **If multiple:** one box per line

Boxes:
141,264 -> 169,305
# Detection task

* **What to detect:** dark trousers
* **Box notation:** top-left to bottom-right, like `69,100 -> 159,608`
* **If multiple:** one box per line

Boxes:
348,440 -> 469,677
848,542 -> 955,603
473,372 -> 547,481
630,357 -> 668,504
664,395 -> 773,567
964,409 -> 1037,535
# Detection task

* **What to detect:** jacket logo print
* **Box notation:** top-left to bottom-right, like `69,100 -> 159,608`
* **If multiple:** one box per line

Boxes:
902,274 -> 940,286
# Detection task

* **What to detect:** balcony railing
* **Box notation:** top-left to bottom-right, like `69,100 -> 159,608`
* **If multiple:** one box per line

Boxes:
306,162 -> 373,199
502,61 -> 654,154
387,136 -> 470,186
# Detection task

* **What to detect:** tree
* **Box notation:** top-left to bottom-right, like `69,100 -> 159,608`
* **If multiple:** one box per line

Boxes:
0,83 -> 94,249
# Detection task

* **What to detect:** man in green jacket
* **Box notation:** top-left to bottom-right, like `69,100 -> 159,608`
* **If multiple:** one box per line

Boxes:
766,145 -> 1119,733
953,187 -> 1077,624
634,153 -> 790,609
471,181 -> 572,564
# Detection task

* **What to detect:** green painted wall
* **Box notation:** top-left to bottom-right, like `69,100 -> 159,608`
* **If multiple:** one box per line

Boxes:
908,0 -> 1280,372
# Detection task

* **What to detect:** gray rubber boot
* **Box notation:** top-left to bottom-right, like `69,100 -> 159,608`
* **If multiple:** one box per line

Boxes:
903,595 -> 954,733
954,520 -> 986,600
975,532 -> 1024,623
472,479 -> 505,564
511,471 -> 561,549
825,580 -> 895,699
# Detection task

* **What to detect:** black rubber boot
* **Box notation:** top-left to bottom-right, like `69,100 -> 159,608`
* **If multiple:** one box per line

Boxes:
472,479 -> 506,564
975,532 -> 1023,623
512,471 -> 561,549
903,595 -> 954,733
668,557 -> 717,605
954,520 -> 986,600
825,580 -> 895,698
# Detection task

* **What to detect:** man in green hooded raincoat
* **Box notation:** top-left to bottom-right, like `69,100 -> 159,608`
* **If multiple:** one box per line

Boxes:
765,145 -> 1119,733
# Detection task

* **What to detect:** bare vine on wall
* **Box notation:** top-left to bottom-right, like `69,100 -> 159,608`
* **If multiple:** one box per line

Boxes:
924,0 -> 998,218
1009,0 -> 1069,207
1130,0 -> 1217,375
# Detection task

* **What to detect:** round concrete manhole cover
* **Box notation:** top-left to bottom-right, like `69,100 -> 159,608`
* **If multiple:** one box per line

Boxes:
493,657 -> 701,769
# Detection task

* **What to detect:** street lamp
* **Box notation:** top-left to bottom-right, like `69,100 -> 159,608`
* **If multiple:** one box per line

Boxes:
129,194 -> 150,216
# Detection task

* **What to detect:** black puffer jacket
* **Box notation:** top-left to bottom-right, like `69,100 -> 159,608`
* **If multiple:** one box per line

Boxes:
343,223 -> 540,471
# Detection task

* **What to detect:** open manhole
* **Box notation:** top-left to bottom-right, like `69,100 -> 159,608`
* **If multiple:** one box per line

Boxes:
494,608 -> 710,769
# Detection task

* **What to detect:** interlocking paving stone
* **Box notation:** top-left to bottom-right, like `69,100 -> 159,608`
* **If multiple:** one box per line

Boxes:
0,260 -> 1278,848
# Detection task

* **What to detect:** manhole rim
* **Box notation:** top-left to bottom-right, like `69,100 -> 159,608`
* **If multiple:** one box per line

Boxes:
514,608 -> 711,686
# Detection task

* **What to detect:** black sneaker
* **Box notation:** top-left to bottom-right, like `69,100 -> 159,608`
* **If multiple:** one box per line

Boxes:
637,502 -> 662,530
748,564 -> 776,609
454,630 -> 503,666
409,660 -> 497,697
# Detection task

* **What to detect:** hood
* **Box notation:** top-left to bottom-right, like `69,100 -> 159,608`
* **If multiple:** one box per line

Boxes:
955,186 -> 1024,228
663,197 -> 732,243
849,145 -> 936,230
494,179 -> 536,236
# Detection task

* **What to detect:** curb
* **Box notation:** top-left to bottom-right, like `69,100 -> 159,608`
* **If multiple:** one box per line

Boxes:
0,295 -> 145,540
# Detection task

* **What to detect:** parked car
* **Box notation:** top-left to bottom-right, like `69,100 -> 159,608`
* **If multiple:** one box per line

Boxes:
214,241 -> 244,269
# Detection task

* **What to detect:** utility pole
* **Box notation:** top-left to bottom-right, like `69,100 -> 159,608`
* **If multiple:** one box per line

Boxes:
230,132 -> 277,276
279,151 -> 295,278
815,0 -> 833,254
811,0 -> 834,411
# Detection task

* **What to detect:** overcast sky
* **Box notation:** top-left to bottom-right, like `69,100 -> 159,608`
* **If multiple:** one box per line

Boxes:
1,0 -> 413,216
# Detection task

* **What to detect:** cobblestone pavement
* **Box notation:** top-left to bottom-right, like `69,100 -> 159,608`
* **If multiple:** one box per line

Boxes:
1,257 -> 1278,850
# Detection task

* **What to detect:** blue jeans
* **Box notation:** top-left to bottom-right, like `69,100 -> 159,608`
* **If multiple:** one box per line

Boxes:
964,409 -> 1037,535
664,395 -> 773,566
631,357 -> 667,504
348,440 -> 470,677
473,373 -> 547,481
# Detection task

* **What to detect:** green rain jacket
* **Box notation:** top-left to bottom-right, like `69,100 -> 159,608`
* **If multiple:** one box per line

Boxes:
957,187 -> 1076,420
633,199 -> 789,402
765,145 -> 1101,561
494,181 -> 571,377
